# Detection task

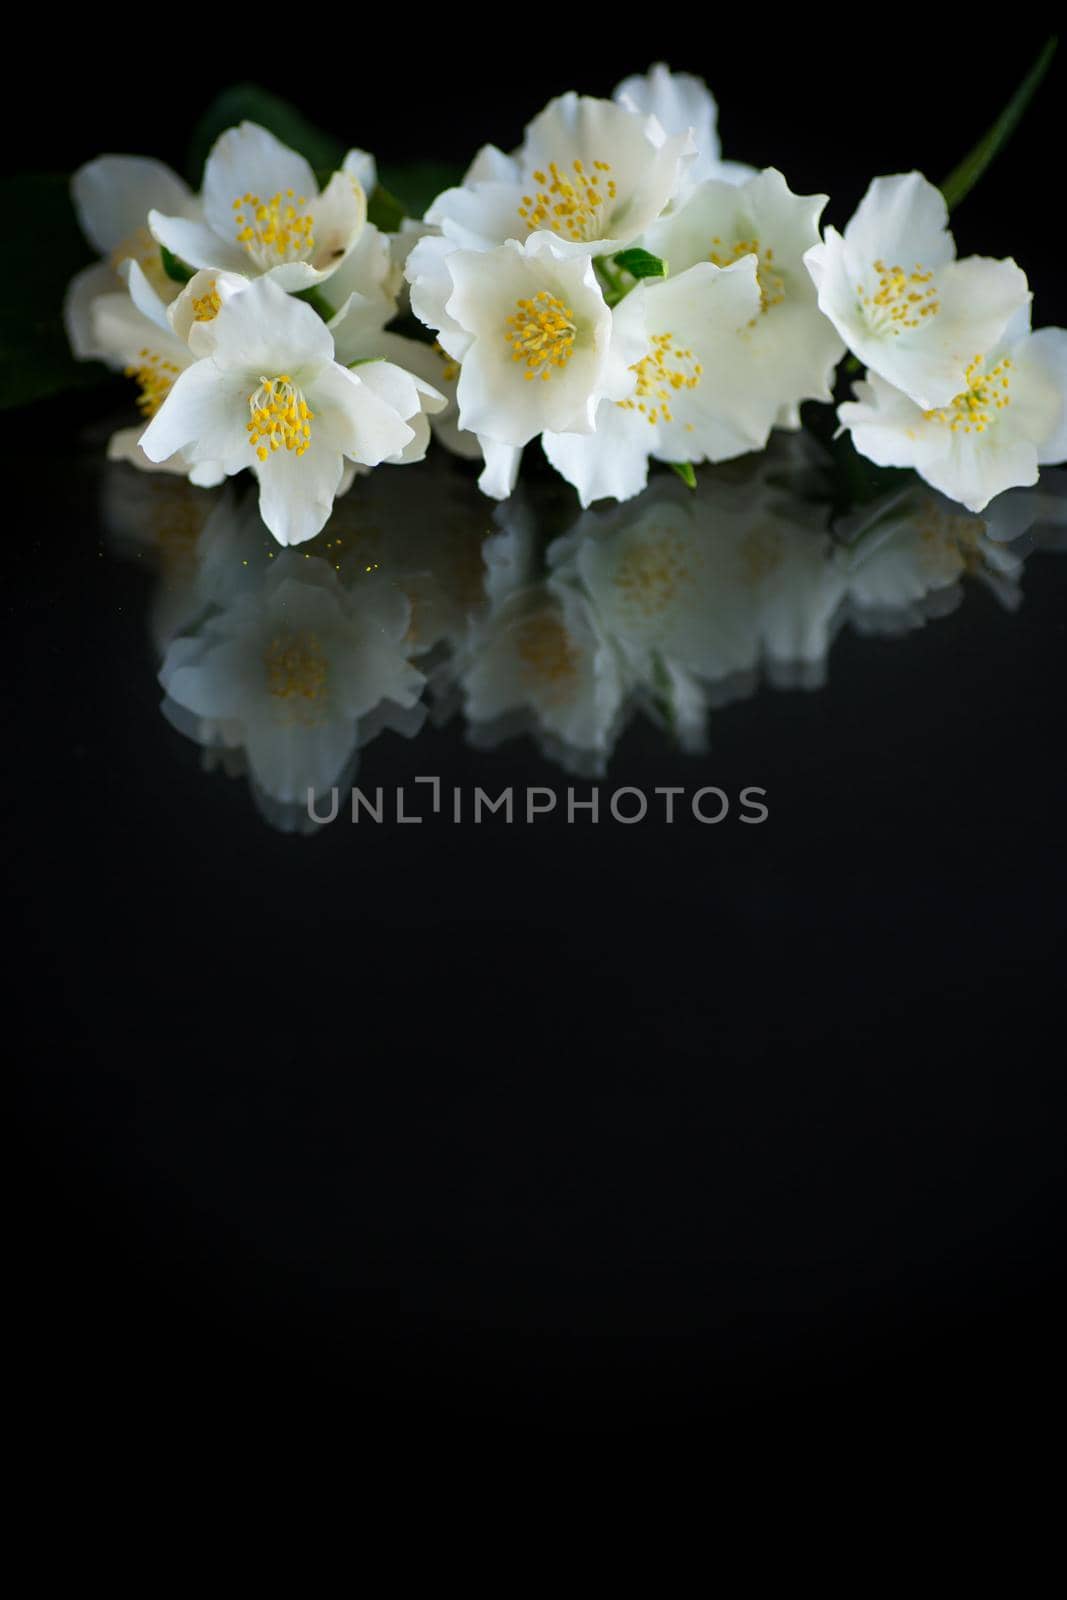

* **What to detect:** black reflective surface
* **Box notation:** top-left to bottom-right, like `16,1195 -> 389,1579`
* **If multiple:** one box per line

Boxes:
11,389 -> 1067,1435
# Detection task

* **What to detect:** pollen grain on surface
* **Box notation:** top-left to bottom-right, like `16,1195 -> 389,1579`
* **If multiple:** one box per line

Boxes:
860,258 -> 940,334
247,375 -> 314,460
234,189 -> 315,268
519,158 -> 616,242
618,332 -> 702,426
505,290 -> 577,382
924,354 -> 1012,434
708,235 -> 785,317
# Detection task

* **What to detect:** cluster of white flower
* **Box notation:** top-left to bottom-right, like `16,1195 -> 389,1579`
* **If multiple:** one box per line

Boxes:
67,65 -> 1067,543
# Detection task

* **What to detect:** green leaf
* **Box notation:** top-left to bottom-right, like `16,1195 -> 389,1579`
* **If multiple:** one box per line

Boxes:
160,245 -> 194,285
186,84 -> 345,184
367,183 -> 407,234
295,285 -> 335,321
668,461 -> 697,489
0,173 -> 111,410
376,161 -> 464,221
613,247 -> 667,280
941,37 -> 1057,211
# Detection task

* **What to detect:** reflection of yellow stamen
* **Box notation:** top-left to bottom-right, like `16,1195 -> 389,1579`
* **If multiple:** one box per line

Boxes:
265,631 -> 329,722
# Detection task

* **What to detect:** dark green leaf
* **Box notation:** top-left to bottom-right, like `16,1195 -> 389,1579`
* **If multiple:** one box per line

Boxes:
614,248 -> 667,280
376,161 -> 464,221
186,84 -> 345,185
161,245 -> 194,284
941,37 -> 1057,211
367,183 -> 407,234
0,173 -> 110,410
295,285 -> 335,321
668,461 -> 697,489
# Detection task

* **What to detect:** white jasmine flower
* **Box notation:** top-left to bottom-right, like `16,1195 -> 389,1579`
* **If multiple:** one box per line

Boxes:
613,62 -> 756,192
424,93 -> 692,258
66,155 -> 196,359
642,167 -> 845,433
159,555 -> 424,806
410,231 -> 647,497
91,261 -> 247,485
325,240 -> 447,465
838,312 -> 1067,511
804,172 -> 1029,409
148,122 -> 366,291
139,275 -> 438,545
544,256 -> 775,505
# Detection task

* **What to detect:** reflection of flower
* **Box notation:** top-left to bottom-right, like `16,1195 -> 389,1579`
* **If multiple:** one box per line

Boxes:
159,554 -> 424,806
462,566 -> 626,771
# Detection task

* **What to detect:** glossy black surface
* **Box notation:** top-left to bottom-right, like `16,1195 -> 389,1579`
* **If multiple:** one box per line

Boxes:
10,27 -> 1066,1439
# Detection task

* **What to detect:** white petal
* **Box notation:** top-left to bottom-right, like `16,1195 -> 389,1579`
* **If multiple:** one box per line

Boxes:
843,172 -> 954,269
311,362 -> 416,465
206,274 -> 335,375
202,122 -> 317,241
478,439 -> 523,498
139,361 -> 250,469
64,261 -> 120,360
149,210 -> 248,273
544,400 -> 651,505
254,430 -> 345,545
72,156 -> 192,256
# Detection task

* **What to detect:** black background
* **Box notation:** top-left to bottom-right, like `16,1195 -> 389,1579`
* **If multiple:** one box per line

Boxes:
9,22 -> 1065,1440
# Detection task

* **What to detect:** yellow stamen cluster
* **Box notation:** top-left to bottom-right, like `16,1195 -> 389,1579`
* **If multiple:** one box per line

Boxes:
247,375 -> 314,461
618,331 -> 702,426
505,291 -> 577,382
518,159 -> 616,242
614,533 -> 695,619
515,612 -> 581,696
264,631 -> 329,716
233,190 -> 314,266
111,227 -> 172,297
191,281 -> 222,321
709,235 -> 785,316
924,354 -> 1012,434
125,348 -> 181,418
860,259 -> 940,333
